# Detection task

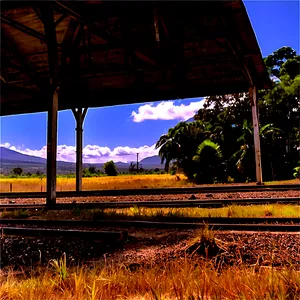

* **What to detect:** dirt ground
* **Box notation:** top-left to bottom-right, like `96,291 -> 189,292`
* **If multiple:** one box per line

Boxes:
1,226 -> 299,271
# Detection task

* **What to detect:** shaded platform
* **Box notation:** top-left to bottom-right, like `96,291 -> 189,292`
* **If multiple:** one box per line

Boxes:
0,1 -> 271,204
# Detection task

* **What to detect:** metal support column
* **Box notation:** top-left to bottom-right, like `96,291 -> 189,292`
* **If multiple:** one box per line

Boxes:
249,85 -> 263,184
72,108 -> 88,192
46,87 -> 59,205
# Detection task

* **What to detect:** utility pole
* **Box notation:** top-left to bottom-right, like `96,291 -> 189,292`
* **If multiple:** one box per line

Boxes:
136,153 -> 139,172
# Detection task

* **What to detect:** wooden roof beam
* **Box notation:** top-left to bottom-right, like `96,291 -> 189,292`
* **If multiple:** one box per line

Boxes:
1,15 -> 47,42
54,1 -> 158,67
1,15 -> 62,49
38,4 -> 59,86
54,13 -> 67,27
219,15 -> 255,87
2,32 -> 44,89
0,75 -> 7,84
34,6 -> 67,28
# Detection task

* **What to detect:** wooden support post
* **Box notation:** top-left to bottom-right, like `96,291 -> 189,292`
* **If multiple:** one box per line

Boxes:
46,87 -> 59,205
72,108 -> 88,192
249,85 -> 263,185
153,7 -> 160,42
38,4 -> 59,205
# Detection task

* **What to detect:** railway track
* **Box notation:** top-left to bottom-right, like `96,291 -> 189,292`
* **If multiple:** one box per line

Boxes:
1,183 -> 299,199
0,197 -> 299,211
1,226 -> 127,240
1,218 -> 299,233
1,217 -> 299,226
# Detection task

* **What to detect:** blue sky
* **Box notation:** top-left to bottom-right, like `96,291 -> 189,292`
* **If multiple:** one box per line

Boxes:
0,0 -> 299,163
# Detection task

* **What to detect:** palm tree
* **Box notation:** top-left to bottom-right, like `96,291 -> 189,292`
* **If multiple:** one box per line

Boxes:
230,120 -> 282,180
155,133 -> 180,172
192,139 -> 223,183
193,139 -> 223,162
129,162 -> 136,173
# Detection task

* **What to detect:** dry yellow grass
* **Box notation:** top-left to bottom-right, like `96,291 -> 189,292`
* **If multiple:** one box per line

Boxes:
0,175 -> 298,193
4,204 -> 298,220
0,258 -> 299,300
0,174 -> 190,193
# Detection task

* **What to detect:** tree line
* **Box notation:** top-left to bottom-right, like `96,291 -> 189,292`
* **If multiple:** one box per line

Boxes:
155,47 -> 300,183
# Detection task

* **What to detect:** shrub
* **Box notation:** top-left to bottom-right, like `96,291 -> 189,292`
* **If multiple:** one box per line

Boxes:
83,168 -> 92,177
88,166 -> 96,174
12,167 -> 23,176
104,160 -> 118,176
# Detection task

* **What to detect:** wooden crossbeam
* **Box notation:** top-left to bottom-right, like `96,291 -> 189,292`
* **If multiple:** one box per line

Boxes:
38,4 -> 59,85
54,1 -> 158,67
77,33 -> 228,55
1,15 -> 62,49
54,13 -> 67,27
1,15 -> 46,42
0,75 -> 7,84
57,18 -> 83,85
2,32 -> 43,89
219,15 -> 256,88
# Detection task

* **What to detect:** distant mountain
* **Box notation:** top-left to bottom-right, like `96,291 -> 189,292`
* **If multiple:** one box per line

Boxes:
0,147 -> 164,175
0,147 -> 46,164
186,117 -> 195,123
140,155 -> 162,165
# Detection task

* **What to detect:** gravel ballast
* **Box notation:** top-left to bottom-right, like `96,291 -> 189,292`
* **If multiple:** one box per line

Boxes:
1,190 -> 299,205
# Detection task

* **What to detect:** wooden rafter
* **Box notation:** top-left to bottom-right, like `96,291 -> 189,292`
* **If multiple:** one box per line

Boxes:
1,14 -> 62,49
0,75 -> 7,84
54,1 -> 158,67
2,31 -> 43,89
58,18 -> 83,84
1,15 -> 46,42
38,4 -> 59,86
54,13 -> 67,27
159,14 -> 170,39
219,15 -> 255,87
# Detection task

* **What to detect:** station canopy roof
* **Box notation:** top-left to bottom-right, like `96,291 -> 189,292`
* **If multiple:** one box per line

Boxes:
0,0 -> 271,116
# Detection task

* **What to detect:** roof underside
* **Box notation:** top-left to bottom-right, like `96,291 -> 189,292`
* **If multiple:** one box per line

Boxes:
0,0 -> 271,116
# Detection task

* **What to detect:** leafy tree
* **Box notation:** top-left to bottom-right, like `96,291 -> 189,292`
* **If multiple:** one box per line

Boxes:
104,160 -> 118,176
156,46 -> 299,183
83,168 -> 92,177
12,167 -> 23,176
88,166 -> 96,174
36,170 -> 43,176
264,46 -> 297,78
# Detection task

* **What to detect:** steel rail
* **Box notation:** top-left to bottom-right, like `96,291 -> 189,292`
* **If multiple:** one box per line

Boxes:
1,217 -> 299,226
1,184 -> 299,199
1,221 -> 299,232
0,197 -> 299,211
1,226 -> 127,240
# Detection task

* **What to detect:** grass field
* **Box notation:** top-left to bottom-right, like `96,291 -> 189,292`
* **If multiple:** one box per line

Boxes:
1,258 -> 299,300
0,175 -> 298,193
0,174 -> 191,192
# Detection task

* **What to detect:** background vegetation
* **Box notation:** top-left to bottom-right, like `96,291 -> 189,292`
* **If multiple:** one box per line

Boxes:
156,47 -> 300,183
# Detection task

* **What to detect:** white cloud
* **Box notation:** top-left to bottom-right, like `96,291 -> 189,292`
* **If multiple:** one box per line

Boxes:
131,99 -> 206,122
0,142 -> 159,164
0,142 -> 11,148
